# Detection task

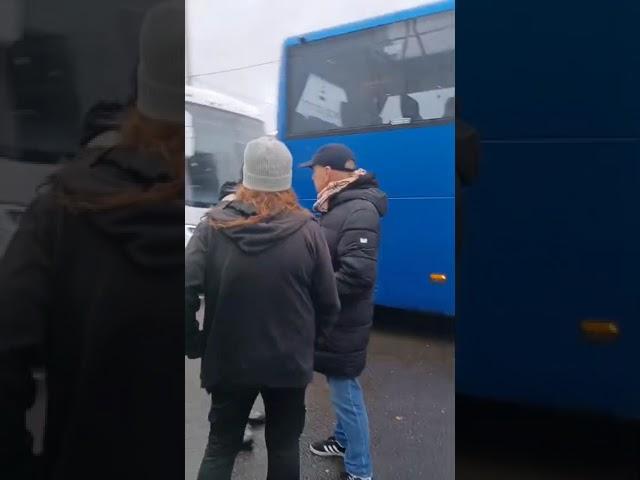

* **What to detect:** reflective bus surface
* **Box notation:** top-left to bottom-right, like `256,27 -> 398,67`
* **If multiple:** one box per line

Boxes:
278,1 -> 455,316
455,1 -> 640,418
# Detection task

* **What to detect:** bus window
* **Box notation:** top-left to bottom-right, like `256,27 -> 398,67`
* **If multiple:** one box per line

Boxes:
286,10 -> 454,137
185,103 -> 264,207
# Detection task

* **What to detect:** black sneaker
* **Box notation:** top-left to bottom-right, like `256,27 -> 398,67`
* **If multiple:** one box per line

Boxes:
339,474 -> 370,480
310,436 -> 345,457
339,474 -> 357,480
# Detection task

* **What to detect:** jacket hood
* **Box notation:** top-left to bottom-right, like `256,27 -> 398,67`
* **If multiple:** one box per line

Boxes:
207,202 -> 313,255
330,174 -> 388,217
51,147 -> 183,269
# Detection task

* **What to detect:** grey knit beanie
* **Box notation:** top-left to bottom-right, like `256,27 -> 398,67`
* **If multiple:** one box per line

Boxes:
242,137 -> 293,192
136,2 -> 184,123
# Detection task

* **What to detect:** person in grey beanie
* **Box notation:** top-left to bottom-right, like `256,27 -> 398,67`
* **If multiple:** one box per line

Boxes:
217,164 -> 267,453
186,136 -> 340,480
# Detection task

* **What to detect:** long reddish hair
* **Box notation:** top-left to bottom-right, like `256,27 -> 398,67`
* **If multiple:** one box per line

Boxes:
210,185 -> 305,229
57,108 -> 184,211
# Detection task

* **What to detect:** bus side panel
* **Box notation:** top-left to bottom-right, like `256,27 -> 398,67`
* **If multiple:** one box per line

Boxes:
456,2 -> 639,142
287,124 -> 455,316
377,198 -> 455,314
457,0 -> 640,418
457,141 -> 640,418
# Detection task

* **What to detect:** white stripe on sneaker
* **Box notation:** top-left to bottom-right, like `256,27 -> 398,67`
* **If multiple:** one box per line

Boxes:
310,444 -> 338,457
311,444 -> 343,457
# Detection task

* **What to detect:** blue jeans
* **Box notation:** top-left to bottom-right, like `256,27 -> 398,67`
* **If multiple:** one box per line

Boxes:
327,376 -> 372,479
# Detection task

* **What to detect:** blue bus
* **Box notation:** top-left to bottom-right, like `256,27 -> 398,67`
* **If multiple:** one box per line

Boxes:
279,1 -> 640,420
278,1 -> 456,316
455,1 -> 640,418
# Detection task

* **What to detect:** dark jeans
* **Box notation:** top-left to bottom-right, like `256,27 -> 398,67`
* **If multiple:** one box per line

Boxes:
197,386 -> 306,480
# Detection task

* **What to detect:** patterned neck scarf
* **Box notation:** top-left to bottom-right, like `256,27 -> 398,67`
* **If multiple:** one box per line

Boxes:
313,169 -> 367,213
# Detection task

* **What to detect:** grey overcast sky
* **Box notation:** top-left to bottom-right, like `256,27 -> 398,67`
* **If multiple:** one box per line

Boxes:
186,0 -> 436,130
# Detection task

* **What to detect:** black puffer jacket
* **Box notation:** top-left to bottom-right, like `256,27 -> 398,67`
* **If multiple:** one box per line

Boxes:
185,202 -> 340,389
314,174 -> 388,378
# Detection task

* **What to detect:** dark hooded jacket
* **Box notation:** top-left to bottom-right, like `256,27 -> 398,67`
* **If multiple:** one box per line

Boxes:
314,174 -> 388,378
185,202 -> 340,389
0,147 -> 184,480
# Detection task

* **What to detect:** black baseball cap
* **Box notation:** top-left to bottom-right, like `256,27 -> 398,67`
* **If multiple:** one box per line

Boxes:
299,144 -> 357,172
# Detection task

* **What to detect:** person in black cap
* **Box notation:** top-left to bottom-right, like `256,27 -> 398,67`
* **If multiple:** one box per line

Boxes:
302,144 -> 388,480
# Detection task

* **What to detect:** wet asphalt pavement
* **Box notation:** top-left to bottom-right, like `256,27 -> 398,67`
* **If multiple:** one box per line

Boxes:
456,397 -> 640,480
185,308 -> 455,480
25,308 -> 638,479
185,304 -> 639,480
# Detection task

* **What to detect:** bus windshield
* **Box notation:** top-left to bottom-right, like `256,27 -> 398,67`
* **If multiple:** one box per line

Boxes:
185,102 -> 264,207
285,10 -> 454,137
